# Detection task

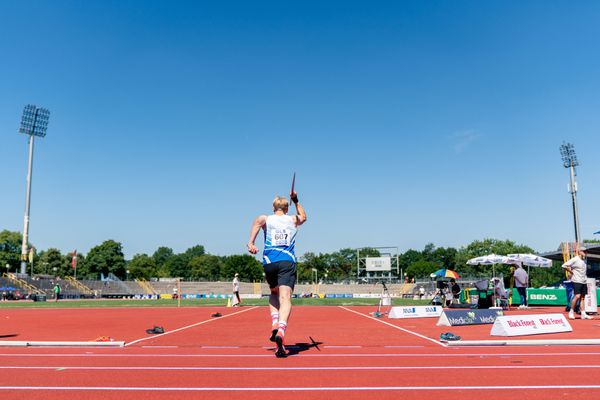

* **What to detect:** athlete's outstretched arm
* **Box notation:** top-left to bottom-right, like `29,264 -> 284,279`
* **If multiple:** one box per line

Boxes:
247,215 -> 267,254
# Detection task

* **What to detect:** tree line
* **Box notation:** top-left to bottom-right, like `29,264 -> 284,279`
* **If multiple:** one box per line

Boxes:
0,229 -> 569,286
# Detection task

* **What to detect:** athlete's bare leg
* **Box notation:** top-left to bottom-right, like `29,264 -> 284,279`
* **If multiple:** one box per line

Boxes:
277,285 -> 292,324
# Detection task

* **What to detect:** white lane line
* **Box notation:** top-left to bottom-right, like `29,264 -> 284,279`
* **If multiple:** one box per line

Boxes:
201,346 -> 239,349
125,306 -> 259,347
1,385 -> 600,391
324,346 -> 362,349
141,346 -> 178,349
2,351 -> 600,358
339,306 -> 446,347
1,364 -> 600,371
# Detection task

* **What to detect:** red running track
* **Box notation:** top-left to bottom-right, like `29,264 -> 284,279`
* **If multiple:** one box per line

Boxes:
1,305 -> 600,400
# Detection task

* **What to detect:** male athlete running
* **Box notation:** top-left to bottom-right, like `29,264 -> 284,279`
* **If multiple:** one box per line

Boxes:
247,191 -> 307,357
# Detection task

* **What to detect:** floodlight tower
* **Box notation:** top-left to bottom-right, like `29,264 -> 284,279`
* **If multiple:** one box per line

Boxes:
18,105 -> 50,275
559,142 -> 581,244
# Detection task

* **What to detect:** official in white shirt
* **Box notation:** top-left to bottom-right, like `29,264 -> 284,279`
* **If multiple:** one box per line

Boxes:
562,247 -> 592,320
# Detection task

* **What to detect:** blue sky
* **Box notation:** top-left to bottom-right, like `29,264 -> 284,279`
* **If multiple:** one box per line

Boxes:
1,1 -> 599,259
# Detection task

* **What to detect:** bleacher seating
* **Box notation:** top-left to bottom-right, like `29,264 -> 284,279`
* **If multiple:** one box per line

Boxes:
4,276 -> 441,300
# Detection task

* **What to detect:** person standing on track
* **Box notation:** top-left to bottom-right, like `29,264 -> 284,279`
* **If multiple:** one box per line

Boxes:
232,273 -> 241,306
562,247 -> 592,320
247,191 -> 307,358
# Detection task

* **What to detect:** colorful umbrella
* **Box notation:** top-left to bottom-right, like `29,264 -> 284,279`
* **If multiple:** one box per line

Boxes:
433,269 -> 460,279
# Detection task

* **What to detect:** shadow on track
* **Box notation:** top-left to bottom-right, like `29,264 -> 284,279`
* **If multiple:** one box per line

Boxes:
285,336 -> 323,356
0,334 -> 19,338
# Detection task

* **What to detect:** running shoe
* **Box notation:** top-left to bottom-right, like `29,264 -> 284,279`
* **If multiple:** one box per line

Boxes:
440,332 -> 461,341
269,329 -> 278,342
274,334 -> 287,358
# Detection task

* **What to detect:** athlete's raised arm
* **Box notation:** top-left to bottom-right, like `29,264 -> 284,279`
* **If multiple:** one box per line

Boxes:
290,192 -> 306,226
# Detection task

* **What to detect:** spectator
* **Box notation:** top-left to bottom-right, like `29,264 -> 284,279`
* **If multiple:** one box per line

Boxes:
53,283 -> 61,302
513,263 -> 529,309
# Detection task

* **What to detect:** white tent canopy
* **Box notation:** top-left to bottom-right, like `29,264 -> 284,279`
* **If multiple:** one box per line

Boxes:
506,254 -> 553,268
466,254 -> 511,266
466,253 -> 554,278
466,254 -> 512,277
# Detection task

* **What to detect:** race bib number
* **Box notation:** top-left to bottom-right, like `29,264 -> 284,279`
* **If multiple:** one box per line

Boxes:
272,229 -> 291,246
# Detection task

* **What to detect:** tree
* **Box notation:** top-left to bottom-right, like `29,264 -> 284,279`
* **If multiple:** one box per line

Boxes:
399,249 -> 424,278
222,255 -> 263,281
326,248 -> 357,281
529,263 -> 565,288
127,254 -> 156,280
37,248 -> 63,276
161,254 -> 188,279
0,230 -> 23,273
189,254 -> 223,281
152,247 -> 174,271
405,260 -> 439,280
429,247 -> 458,270
85,240 -> 127,279
182,245 -> 205,262
298,252 -> 329,283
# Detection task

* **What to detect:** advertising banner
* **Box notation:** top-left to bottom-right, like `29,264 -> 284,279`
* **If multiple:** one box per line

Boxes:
389,305 -> 442,319
584,278 -> 598,313
437,309 -> 504,326
491,314 -> 572,337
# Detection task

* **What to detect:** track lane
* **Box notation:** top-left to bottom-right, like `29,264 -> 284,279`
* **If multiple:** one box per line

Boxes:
3,305 -> 600,400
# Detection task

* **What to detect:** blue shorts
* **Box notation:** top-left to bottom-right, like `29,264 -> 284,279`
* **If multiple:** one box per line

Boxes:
264,261 -> 296,290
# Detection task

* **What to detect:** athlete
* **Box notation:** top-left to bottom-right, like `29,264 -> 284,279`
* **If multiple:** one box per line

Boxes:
247,191 -> 307,358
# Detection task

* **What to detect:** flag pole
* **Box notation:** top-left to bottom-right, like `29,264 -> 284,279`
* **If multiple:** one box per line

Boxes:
177,278 -> 181,308
72,250 -> 78,281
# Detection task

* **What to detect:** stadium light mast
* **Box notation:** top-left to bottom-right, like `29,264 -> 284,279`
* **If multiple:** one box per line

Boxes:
18,104 -> 50,275
560,142 -> 581,244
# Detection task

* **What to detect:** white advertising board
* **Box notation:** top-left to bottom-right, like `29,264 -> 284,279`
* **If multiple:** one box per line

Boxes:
490,313 -> 572,337
388,305 -> 443,319
584,278 -> 598,313
365,257 -> 392,272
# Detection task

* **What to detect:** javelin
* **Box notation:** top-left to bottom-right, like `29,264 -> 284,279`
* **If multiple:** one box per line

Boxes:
290,172 -> 296,196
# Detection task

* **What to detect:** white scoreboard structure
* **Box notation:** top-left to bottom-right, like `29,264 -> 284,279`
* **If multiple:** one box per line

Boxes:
356,246 -> 400,282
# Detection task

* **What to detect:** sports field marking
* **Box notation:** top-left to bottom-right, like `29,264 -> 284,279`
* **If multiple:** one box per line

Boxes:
2,364 -> 600,371
3,351 -> 600,358
339,306 -> 446,347
124,306 -> 258,347
2,385 -> 600,391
